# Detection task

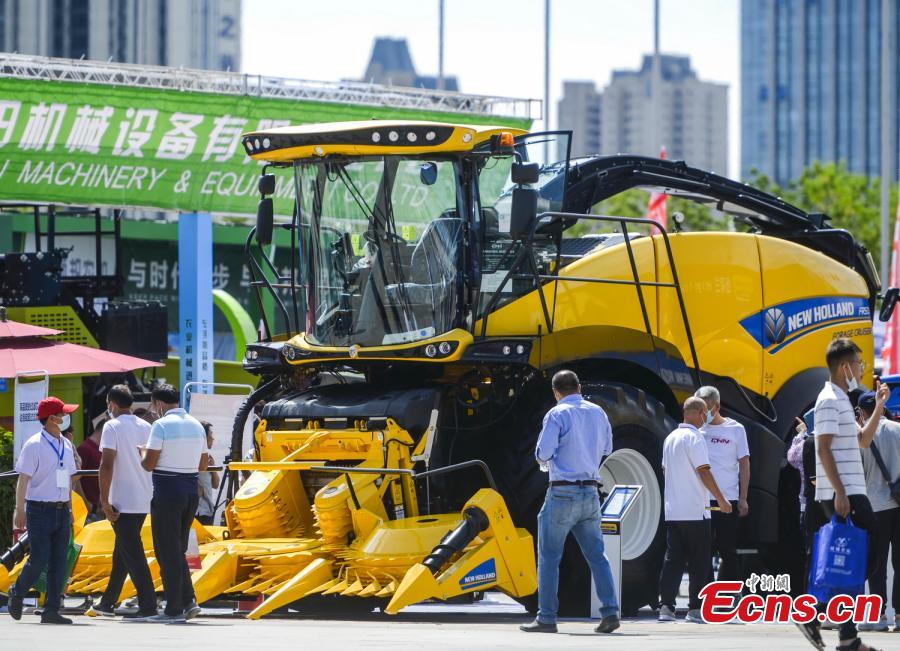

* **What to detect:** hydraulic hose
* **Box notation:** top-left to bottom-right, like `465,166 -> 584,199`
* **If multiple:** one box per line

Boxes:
228,376 -> 282,500
1,533 -> 29,571
422,506 -> 489,576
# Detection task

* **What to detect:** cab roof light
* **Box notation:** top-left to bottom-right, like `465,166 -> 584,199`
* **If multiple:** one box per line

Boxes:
491,131 -> 516,154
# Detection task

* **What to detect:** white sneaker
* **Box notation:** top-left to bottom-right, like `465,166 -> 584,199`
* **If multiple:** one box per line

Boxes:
858,615 -> 890,632
658,605 -> 676,622
685,609 -> 706,624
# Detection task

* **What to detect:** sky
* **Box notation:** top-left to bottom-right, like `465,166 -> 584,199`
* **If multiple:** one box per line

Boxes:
242,0 -> 740,177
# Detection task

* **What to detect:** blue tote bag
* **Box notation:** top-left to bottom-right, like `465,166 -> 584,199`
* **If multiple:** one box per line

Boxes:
808,515 -> 868,602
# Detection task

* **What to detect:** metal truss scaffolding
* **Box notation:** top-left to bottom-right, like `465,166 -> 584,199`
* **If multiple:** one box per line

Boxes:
0,53 -> 541,120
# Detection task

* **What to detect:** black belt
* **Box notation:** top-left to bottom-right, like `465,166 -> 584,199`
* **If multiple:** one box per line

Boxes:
152,470 -> 199,479
550,480 -> 598,486
26,500 -> 69,509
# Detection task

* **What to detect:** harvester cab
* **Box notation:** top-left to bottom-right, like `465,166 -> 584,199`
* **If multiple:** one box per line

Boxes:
220,122 -> 564,616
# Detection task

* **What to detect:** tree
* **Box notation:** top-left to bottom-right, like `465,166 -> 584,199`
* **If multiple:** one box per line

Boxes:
748,161 -> 897,273
567,187 -> 729,237
0,427 -> 13,549
563,162 -> 896,275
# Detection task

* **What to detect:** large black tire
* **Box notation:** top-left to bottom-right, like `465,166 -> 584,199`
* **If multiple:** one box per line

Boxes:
578,383 -> 673,615
484,381 -> 673,616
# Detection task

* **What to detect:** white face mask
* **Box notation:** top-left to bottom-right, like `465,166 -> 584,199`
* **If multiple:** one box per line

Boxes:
845,364 -> 859,393
59,414 -> 71,431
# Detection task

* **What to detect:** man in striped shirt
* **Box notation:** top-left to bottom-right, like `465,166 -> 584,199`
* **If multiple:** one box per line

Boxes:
797,337 -> 888,651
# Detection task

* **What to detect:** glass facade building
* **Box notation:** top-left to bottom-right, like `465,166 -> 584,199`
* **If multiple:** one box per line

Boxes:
741,0 -> 900,184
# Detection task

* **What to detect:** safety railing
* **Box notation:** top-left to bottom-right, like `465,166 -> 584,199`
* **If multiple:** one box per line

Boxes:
478,211 -> 701,386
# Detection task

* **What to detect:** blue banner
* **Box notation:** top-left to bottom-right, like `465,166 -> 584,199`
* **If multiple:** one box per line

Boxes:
178,213 -> 214,393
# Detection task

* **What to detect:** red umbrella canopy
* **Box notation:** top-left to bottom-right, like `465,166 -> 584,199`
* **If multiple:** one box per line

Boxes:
0,310 -> 64,339
0,338 -> 163,377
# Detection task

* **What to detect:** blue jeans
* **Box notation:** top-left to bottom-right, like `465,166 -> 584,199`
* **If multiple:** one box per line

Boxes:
10,501 -> 71,613
537,485 -> 619,623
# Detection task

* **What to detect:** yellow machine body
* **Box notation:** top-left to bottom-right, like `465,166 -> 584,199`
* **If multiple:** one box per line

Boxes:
479,232 -> 873,396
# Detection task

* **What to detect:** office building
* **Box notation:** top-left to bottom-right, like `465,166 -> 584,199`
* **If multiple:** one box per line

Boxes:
556,81 -> 602,159
363,37 -> 458,91
557,54 -> 728,173
0,0 -> 241,71
741,0 -> 900,184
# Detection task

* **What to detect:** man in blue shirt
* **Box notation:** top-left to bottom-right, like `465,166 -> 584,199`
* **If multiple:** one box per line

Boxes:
520,370 -> 620,635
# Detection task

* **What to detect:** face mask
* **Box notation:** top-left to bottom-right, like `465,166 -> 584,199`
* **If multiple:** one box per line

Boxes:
845,365 -> 859,393
59,414 -> 70,430
705,409 -> 714,426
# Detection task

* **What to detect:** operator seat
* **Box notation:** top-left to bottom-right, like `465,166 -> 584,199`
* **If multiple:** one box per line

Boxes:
376,216 -> 462,333
409,217 -> 463,288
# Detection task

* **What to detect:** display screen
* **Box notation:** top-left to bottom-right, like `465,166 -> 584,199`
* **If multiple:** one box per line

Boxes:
601,486 -> 641,519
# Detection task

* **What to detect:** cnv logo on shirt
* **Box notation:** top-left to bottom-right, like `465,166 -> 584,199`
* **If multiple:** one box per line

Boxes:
740,296 -> 869,354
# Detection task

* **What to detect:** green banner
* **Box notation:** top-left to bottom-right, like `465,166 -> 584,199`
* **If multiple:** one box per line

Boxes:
0,77 -> 530,215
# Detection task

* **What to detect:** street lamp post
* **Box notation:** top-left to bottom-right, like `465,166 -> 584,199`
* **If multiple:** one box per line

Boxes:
544,0 -> 551,164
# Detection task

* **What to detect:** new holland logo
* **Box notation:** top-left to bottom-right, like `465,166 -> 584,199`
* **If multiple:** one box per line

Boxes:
764,308 -> 787,344
459,558 -> 497,591
739,296 -> 869,353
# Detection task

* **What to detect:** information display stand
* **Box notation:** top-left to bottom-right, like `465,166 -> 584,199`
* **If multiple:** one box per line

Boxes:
591,484 -> 643,618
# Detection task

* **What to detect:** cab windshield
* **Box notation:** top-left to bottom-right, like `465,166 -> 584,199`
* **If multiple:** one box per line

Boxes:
295,156 -> 462,347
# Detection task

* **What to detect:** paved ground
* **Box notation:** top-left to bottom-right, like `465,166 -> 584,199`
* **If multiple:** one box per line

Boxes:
4,596 -> 895,651
0,611 -> 838,651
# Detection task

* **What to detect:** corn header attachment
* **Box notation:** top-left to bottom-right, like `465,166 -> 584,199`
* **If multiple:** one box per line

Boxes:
0,400 -> 536,619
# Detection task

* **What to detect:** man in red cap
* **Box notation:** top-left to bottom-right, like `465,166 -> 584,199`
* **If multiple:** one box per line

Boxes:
8,396 -> 80,625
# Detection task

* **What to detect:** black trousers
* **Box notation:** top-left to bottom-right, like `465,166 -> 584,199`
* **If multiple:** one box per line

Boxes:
99,513 -> 156,614
818,494 -> 878,642
659,520 -> 711,610
151,474 -> 199,616
707,500 -> 739,583
870,506 -> 900,613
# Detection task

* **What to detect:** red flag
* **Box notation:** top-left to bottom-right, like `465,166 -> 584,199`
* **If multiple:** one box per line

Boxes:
881,200 -> 900,373
647,146 -> 668,229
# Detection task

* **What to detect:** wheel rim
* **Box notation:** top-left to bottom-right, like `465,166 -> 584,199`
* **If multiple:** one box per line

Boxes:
598,448 -> 661,560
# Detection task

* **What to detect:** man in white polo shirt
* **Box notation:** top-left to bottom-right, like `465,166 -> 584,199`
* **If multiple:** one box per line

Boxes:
8,397 -> 79,625
92,384 -> 156,620
695,385 -> 750,584
140,384 -> 208,623
796,337 -> 888,651
658,396 -> 732,624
